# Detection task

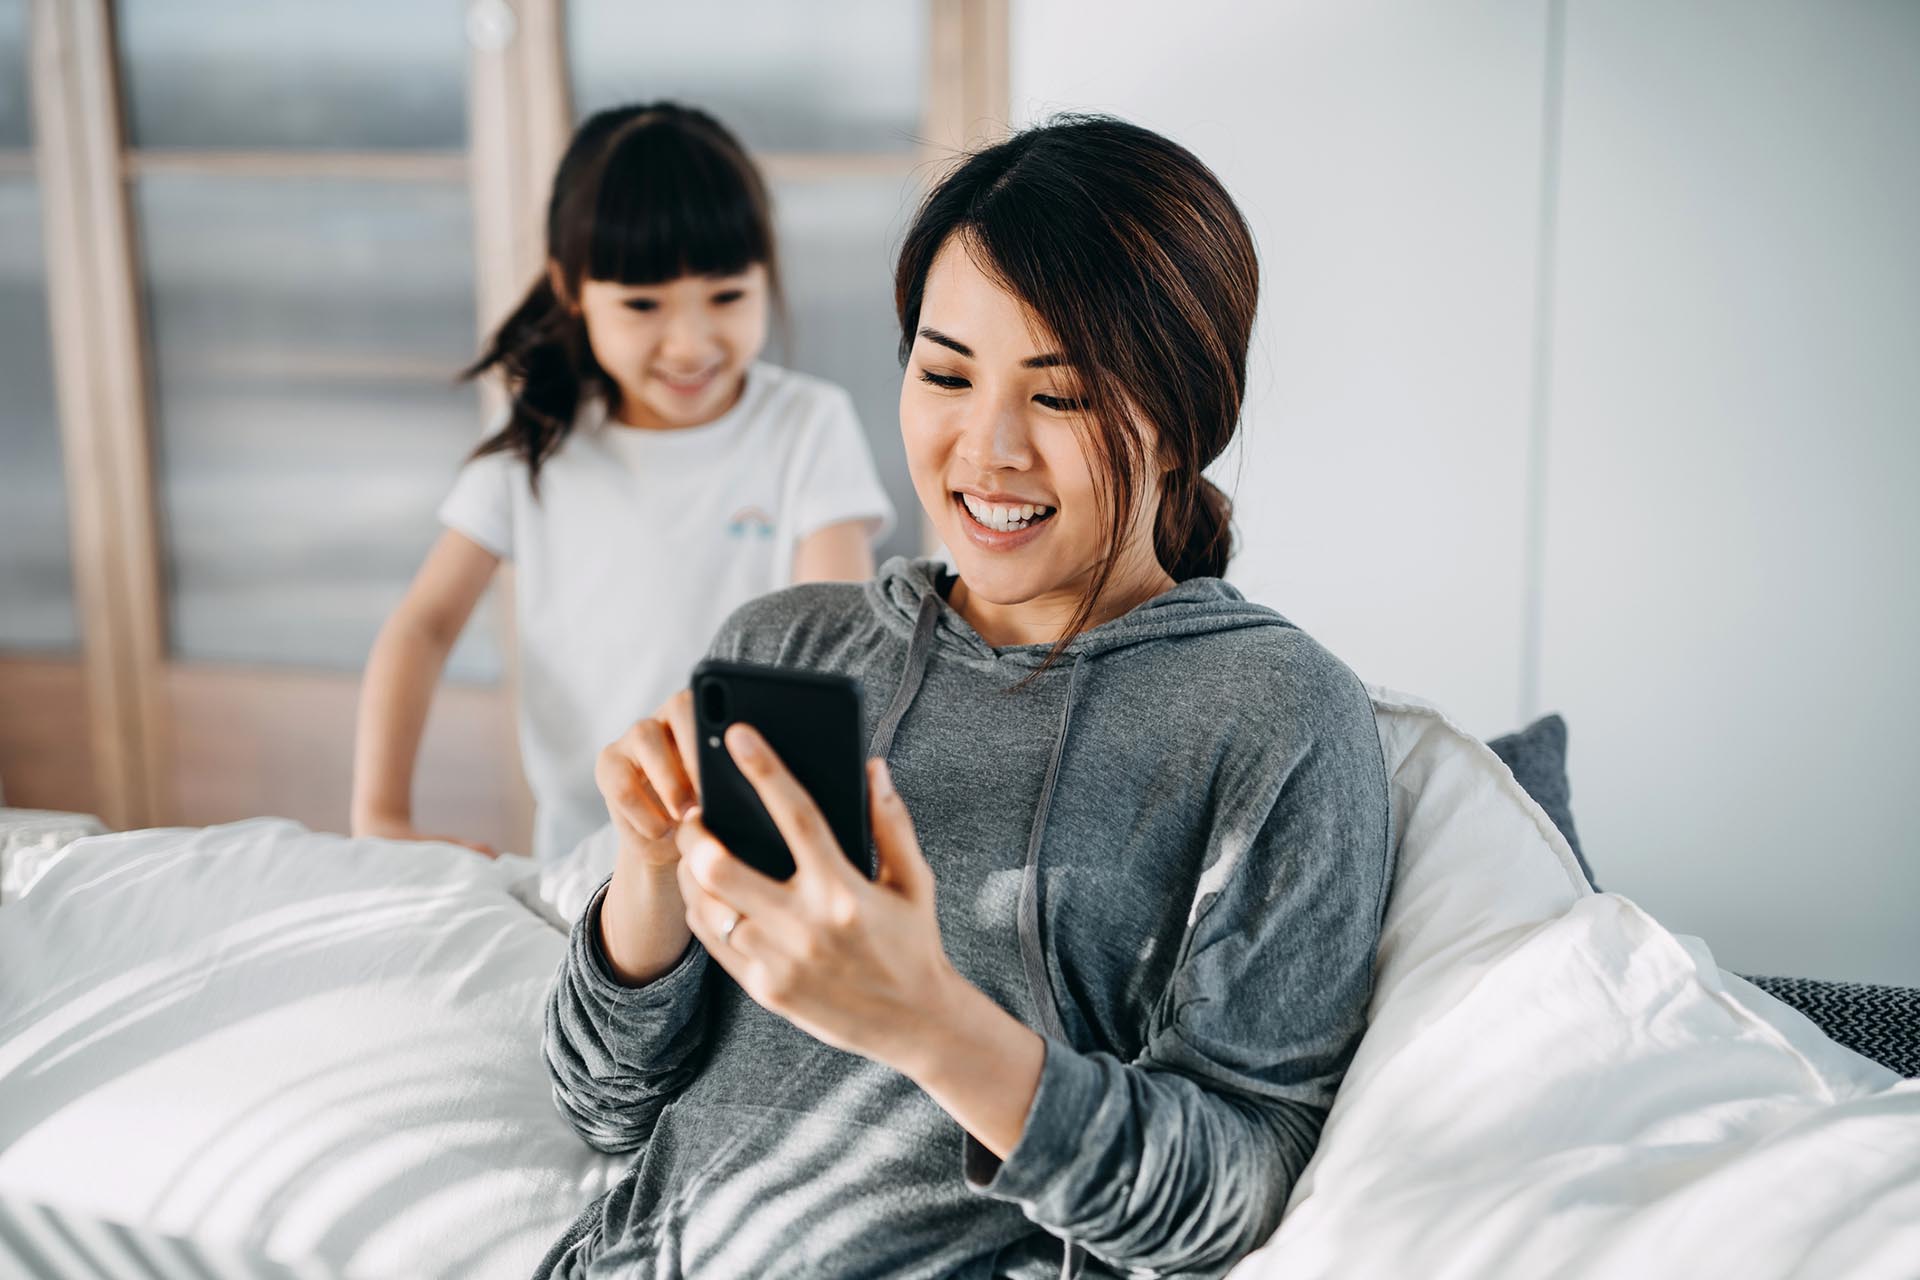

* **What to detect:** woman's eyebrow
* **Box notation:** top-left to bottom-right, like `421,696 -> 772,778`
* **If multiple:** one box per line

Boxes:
918,326 -> 973,357
918,326 -> 1066,368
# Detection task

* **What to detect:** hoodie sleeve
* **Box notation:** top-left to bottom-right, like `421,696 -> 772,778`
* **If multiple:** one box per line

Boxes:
543,878 -> 715,1154
963,674 -> 1392,1277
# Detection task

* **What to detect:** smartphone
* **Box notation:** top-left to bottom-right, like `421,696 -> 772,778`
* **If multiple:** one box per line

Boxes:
690,659 -> 871,881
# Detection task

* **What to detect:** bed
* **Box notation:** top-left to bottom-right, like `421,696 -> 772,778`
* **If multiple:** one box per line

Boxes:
1,688 -> 1915,1278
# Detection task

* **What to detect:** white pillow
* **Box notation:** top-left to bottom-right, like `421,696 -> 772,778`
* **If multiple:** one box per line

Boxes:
0,819 -> 626,1279
1356,686 -> 1591,1033
1223,687 -> 1917,1278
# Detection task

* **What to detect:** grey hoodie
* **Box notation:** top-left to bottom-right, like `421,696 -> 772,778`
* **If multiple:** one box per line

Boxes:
539,556 -> 1391,1279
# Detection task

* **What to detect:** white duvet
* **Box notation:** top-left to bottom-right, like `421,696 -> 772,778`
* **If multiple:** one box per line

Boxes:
0,822 -> 627,1278
0,689 -> 1913,1279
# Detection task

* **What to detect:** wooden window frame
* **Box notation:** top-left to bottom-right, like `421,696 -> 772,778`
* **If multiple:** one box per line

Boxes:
14,0 -> 1006,843
27,0 -> 167,828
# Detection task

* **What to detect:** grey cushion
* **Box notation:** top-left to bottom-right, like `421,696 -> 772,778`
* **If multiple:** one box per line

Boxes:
1485,714 -> 1596,890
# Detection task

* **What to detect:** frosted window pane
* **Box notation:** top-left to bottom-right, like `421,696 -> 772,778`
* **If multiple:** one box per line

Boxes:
567,0 -> 925,153
768,171 -> 923,563
115,0 -> 466,150
134,174 -> 501,680
0,176 -> 78,651
0,0 -> 27,148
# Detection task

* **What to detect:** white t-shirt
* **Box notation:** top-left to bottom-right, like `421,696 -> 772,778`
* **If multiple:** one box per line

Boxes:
438,361 -> 895,861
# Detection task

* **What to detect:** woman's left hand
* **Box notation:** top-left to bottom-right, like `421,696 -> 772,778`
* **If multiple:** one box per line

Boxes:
673,723 -> 960,1071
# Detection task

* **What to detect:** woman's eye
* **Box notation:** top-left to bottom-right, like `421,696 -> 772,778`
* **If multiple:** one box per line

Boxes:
622,298 -> 659,313
918,369 -> 969,390
1034,394 -> 1087,412
712,290 -> 745,305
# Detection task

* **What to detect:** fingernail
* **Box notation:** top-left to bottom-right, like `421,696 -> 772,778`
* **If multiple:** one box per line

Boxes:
873,758 -> 895,796
727,724 -> 762,760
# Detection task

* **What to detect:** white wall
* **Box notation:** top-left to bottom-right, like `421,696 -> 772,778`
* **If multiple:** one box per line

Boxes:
1010,0 -> 1919,984
1013,0 -> 1552,739
1536,0 -> 1920,984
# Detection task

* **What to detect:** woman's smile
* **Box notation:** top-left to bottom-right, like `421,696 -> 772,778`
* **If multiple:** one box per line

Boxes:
953,491 -> 1058,550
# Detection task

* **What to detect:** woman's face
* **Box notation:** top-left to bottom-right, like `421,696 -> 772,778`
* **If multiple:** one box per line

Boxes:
900,238 -> 1166,628
574,262 -> 770,429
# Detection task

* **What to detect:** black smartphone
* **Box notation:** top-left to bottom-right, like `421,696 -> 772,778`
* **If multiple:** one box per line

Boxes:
690,659 -> 871,881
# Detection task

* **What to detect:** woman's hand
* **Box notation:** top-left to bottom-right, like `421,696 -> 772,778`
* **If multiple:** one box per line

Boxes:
595,689 -> 702,869
673,724 -> 963,1071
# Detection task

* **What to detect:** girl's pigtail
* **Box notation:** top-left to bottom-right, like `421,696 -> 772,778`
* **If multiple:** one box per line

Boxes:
462,275 -> 590,493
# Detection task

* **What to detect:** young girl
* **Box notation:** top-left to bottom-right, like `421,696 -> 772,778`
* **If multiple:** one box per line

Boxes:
352,103 -> 894,862
538,116 -> 1391,1278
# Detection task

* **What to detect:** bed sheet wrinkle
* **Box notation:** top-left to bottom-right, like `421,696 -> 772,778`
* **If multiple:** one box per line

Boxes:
0,818 -> 628,1280
149,1038 -> 460,1224
2,890 -> 482,1134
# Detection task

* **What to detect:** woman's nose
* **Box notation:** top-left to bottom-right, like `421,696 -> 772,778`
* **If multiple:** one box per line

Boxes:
955,397 -> 1035,472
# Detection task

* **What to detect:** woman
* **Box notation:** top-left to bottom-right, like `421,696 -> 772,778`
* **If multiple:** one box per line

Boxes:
539,115 -> 1391,1280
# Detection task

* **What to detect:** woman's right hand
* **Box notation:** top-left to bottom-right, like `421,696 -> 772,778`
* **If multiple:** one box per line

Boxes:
595,689 -> 702,869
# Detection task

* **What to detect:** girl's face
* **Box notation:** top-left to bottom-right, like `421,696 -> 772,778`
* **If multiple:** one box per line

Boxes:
574,263 -> 770,429
901,238 -> 1169,636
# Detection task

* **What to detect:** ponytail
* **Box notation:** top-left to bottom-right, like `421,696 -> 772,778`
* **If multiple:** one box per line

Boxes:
1154,471 -> 1234,581
462,275 -> 600,492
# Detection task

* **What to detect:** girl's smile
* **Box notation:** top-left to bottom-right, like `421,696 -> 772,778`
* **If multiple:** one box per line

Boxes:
653,364 -> 723,395
576,264 -> 770,430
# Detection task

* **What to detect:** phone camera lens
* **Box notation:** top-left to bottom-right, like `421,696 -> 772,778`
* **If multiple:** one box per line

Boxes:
699,679 -> 728,726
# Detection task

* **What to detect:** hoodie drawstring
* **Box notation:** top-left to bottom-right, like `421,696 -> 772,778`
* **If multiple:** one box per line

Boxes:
868,589 -> 1085,1280
1023,654 -> 1087,1280
867,590 -> 941,761
1018,654 -> 1082,1053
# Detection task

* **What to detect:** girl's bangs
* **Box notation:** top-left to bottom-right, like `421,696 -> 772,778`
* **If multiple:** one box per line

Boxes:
580,124 -> 772,286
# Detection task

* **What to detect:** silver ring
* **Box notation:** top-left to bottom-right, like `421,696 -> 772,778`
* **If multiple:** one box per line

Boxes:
718,911 -> 741,945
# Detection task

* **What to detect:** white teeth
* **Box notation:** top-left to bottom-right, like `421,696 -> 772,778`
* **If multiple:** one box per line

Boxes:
960,493 -> 1054,532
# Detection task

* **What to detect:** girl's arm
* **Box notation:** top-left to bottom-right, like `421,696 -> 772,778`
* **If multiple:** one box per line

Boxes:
351,529 -> 501,852
791,518 -> 877,583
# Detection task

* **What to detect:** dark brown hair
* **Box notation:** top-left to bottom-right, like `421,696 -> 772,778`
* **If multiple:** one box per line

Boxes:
894,114 -> 1255,658
464,102 -> 783,489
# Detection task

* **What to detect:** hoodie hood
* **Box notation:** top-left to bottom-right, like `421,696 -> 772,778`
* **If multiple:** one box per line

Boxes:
866,555 -> 1294,669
